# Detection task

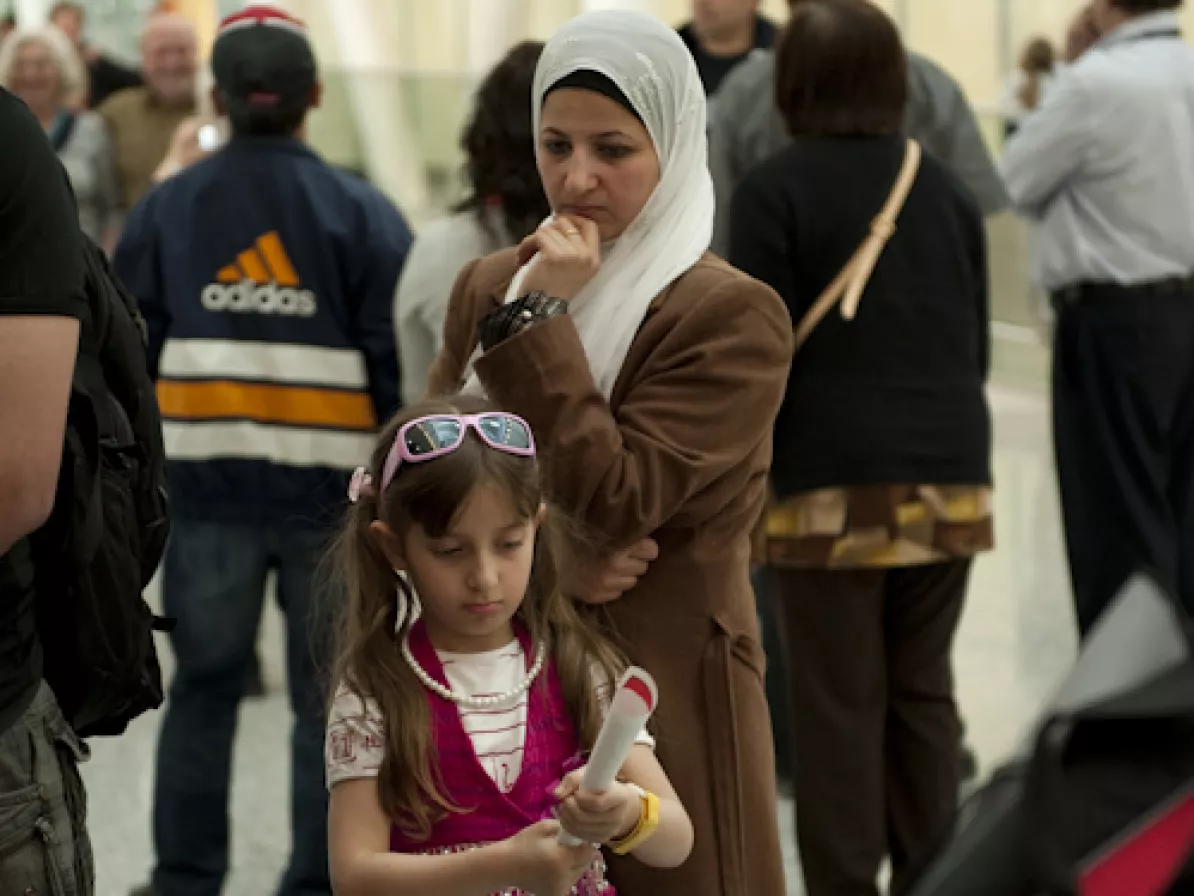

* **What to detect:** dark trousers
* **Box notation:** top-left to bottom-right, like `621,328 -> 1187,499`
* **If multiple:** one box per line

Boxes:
1053,289 -> 1194,636
774,561 -> 970,896
752,569 -> 793,782
152,519 -> 332,896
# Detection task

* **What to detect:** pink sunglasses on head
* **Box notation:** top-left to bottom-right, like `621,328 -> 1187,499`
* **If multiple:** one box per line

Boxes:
381,412 -> 536,492
348,412 -> 537,503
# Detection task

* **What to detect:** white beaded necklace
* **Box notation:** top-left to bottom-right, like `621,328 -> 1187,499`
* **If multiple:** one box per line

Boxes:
394,574 -> 547,710
401,625 -> 547,710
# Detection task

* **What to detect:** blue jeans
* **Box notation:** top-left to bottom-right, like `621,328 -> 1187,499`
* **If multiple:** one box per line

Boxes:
151,519 -> 332,896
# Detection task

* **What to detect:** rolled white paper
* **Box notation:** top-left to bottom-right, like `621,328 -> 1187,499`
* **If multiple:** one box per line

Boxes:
558,667 -> 659,847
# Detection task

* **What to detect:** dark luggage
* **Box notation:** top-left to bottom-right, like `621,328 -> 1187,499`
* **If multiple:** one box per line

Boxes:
903,573 -> 1194,896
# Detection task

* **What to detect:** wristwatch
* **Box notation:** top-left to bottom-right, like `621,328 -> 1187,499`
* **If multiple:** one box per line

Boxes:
477,290 -> 569,351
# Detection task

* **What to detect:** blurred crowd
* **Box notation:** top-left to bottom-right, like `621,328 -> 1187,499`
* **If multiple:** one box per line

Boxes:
0,2 -> 207,252
2,1 -> 1192,895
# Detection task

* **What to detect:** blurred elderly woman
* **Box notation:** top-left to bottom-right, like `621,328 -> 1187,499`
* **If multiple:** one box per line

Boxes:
0,25 -> 121,248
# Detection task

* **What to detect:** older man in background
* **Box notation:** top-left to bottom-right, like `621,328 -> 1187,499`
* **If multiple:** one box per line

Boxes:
678,0 -> 777,96
99,13 -> 197,213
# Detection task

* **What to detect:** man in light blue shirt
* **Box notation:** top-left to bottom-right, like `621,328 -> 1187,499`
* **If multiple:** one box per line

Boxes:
1002,0 -> 1194,637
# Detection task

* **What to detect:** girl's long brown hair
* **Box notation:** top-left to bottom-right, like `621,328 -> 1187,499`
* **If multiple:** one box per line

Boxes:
328,394 -> 625,841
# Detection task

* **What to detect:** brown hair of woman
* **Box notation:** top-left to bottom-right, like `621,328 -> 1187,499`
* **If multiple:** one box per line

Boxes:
454,41 -> 551,246
776,0 -> 909,138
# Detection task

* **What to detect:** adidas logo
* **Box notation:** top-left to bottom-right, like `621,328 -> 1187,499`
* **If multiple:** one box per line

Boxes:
201,231 -> 318,318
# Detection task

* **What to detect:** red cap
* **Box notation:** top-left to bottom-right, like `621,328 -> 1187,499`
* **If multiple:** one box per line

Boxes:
212,5 -> 315,123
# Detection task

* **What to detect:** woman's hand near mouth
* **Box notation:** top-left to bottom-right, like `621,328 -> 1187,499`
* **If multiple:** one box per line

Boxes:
517,214 -> 601,301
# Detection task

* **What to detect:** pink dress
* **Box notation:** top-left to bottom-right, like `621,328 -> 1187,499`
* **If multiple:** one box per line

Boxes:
390,621 -> 615,896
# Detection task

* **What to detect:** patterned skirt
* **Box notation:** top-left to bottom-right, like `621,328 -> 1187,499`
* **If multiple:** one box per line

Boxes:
764,483 -> 994,569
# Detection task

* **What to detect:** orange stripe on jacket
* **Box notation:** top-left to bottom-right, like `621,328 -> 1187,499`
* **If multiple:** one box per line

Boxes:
257,232 -> 301,286
157,380 -> 377,431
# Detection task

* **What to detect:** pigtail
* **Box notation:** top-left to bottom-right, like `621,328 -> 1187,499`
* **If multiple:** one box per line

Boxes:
326,439 -> 465,842
328,485 -> 394,681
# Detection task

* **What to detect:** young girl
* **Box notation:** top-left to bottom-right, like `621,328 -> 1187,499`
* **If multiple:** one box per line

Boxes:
324,395 -> 693,896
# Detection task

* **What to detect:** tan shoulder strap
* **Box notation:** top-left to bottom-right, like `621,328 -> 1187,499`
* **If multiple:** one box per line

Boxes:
793,139 -> 923,352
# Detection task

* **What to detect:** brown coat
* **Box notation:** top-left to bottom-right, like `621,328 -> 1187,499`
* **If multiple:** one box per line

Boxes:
428,248 -> 794,895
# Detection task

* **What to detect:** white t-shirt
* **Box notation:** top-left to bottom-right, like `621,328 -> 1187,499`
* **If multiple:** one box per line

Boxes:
394,208 -> 511,406
326,641 -> 654,794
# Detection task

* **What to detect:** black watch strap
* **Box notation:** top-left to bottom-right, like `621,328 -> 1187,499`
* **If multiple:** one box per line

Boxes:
477,291 -> 569,352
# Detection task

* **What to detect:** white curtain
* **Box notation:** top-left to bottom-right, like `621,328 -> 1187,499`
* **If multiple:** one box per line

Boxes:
303,0 -> 431,216
15,0 -> 49,25
468,0 -> 531,75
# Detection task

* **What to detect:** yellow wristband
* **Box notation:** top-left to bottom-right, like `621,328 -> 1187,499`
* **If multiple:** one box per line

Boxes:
609,784 -> 661,855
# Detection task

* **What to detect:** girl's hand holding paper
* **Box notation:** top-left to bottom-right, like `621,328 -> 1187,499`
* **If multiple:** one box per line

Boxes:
556,667 -> 658,848
553,769 -> 642,845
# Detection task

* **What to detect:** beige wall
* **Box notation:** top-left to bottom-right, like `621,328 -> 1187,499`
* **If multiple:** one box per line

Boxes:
717,1 -> 1194,109
268,0 -> 1194,216
894,1 -> 1194,108
168,0 -> 218,57
280,1 -> 1194,108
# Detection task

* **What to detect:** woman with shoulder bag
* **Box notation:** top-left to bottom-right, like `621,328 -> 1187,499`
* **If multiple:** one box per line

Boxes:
730,2 -> 993,895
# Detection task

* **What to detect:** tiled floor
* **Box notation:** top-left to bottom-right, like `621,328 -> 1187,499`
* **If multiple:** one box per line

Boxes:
80,377 -> 1078,896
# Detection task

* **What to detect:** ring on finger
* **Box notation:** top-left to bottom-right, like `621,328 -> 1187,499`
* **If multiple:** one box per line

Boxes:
562,227 -> 581,237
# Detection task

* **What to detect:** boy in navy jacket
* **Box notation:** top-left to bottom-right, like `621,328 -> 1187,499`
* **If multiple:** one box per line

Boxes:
113,7 -> 411,894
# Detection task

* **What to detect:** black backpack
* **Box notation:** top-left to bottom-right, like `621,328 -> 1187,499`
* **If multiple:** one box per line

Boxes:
32,236 -> 172,738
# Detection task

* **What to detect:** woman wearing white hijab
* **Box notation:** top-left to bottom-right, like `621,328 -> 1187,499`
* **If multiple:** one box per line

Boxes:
429,10 -> 791,894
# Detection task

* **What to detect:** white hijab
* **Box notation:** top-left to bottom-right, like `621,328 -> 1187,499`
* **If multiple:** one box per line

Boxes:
463,9 -> 714,400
